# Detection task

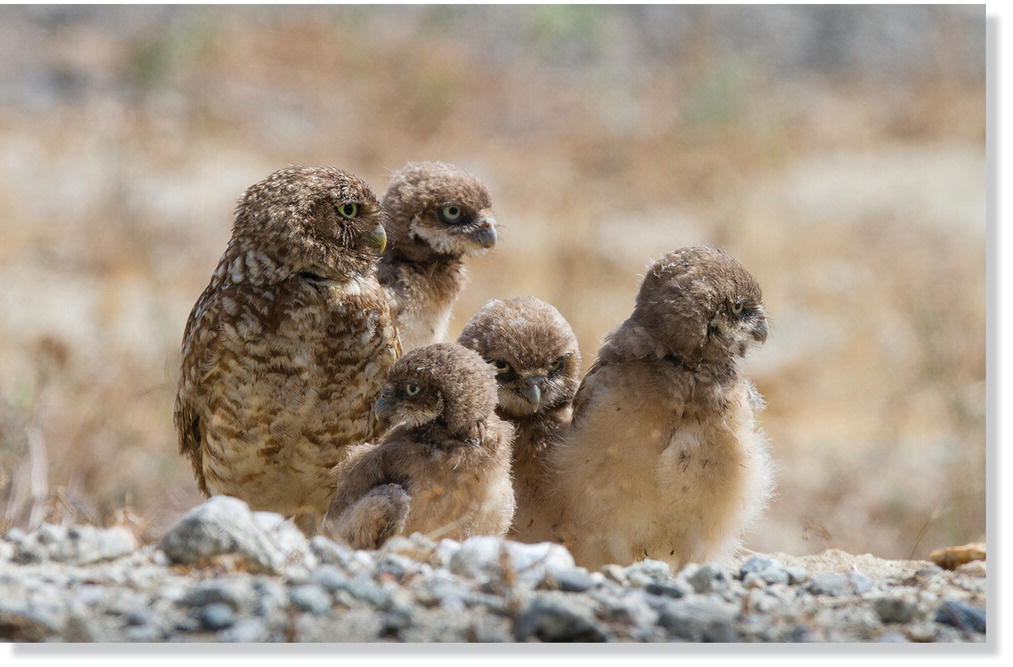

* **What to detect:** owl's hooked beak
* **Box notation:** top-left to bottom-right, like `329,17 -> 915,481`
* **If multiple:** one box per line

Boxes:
520,376 -> 545,411
366,225 -> 388,254
752,316 -> 768,343
469,217 -> 497,250
373,393 -> 397,428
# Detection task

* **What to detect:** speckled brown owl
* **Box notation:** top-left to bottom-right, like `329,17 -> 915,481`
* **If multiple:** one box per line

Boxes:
325,343 -> 515,549
379,161 -> 497,351
551,247 -> 774,571
174,166 -> 400,524
457,297 -> 581,543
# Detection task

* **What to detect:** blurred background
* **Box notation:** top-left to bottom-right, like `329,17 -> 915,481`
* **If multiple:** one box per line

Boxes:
0,5 -> 985,560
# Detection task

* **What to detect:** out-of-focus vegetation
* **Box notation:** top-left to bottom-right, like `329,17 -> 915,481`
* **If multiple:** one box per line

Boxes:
0,5 -> 985,559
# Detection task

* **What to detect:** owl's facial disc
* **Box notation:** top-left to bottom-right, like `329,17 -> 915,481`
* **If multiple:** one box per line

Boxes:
410,207 -> 497,257
374,379 -> 442,430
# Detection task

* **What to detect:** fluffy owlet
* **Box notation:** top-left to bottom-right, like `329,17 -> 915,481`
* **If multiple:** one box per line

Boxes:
325,343 -> 515,549
551,247 -> 774,571
174,166 -> 400,523
457,297 -> 581,543
379,161 -> 497,351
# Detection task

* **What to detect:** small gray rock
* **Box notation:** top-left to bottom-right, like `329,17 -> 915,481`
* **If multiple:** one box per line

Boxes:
181,579 -> 250,611
601,564 -> 627,584
35,523 -> 67,546
657,598 -> 737,642
625,559 -> 671,581
874,595 -> 915,624
13,541 -> 45,564
742,572 -> 767,589
290,584 -> 332,616
125,625 -> 162,642
554,567 -> 595,593
334,575 -> 392,608
223,618 -> 267,642
158,497 -> 283,573
646,579 -> 690,598
935,600 -> 986,634
376,553 -> 416,580
603,590 -> 659,627
2,528 -> 27,544
49,525 -> 138,565
450,536 -> 574,587
807,572 -> 873,596
686,564 -> 723,594
200,602 -> 236,631
308,535 -> 354,568
515,595 -> 607,642
124,609 -> 152,627
310,564 -> 348,593
739,554 -> 776,577
786,566 -> 810,585
252,578 -> 288,617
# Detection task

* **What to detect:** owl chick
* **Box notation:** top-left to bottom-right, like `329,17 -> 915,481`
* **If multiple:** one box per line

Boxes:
174,166 -> 400,523
379,161 -> 497,351
325,343 -> 515,549
457,297 -> 581,543
551,247 -> 774,571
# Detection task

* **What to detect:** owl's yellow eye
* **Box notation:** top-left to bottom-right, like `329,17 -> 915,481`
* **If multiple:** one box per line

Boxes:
493,360 -> 511,375
337,203 -> 359,219
403,382 -> 420,397
439,205 -> 463,224
548,358 -> 564,373
731,301 -> 745,316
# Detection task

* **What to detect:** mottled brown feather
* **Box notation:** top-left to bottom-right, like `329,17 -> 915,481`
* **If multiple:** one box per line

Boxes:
174,166 -> 400,522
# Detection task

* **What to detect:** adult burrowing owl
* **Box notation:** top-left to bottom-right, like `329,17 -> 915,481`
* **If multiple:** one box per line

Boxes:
551,247 -> 774,571
174,166 -> 400,523
379,161 -> 497,351
325,343 -> 515,548
457,297 -> 581,543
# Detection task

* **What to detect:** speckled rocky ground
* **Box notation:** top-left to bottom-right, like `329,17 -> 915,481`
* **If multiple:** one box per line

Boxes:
0,497 -> 987,643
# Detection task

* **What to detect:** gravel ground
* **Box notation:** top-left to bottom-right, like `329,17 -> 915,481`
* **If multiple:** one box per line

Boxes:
0,497 -> 987,643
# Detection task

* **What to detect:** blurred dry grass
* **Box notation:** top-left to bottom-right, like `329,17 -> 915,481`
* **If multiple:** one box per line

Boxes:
0,6 -> 984,559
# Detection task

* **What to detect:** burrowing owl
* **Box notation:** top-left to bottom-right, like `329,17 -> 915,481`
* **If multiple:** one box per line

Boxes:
379,161 -> 497,351
457,297 -> 581,543
551,247 -> 774,570
325,343 -> 515,549
174,166 -> 400,523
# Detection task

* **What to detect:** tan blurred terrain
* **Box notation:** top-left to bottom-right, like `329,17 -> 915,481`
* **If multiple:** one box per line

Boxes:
0,6 -> 985,560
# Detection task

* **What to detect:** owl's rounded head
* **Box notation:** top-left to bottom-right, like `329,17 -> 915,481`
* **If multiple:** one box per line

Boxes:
634,247 -> 767,362
233,166 -> 387,280
458,297 -> 581,418
381,162 -> 496,261
373,343 -> 498,438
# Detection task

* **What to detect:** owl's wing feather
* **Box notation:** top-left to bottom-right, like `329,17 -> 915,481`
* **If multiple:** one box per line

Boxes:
331,483 -> 410,550
173,276 -> 263,495
326,439 -> 407,524
569,360 -> 606,427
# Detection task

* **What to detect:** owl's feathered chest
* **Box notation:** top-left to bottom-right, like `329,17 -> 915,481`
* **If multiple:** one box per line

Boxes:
186,272 -> 399,515
379,256 -> 466,349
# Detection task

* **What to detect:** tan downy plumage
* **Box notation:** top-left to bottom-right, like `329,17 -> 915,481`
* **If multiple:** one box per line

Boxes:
326,343 -> 515,548
457,297 -> 581,543
551,247 -> 775,571
379,162 -> 498,351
